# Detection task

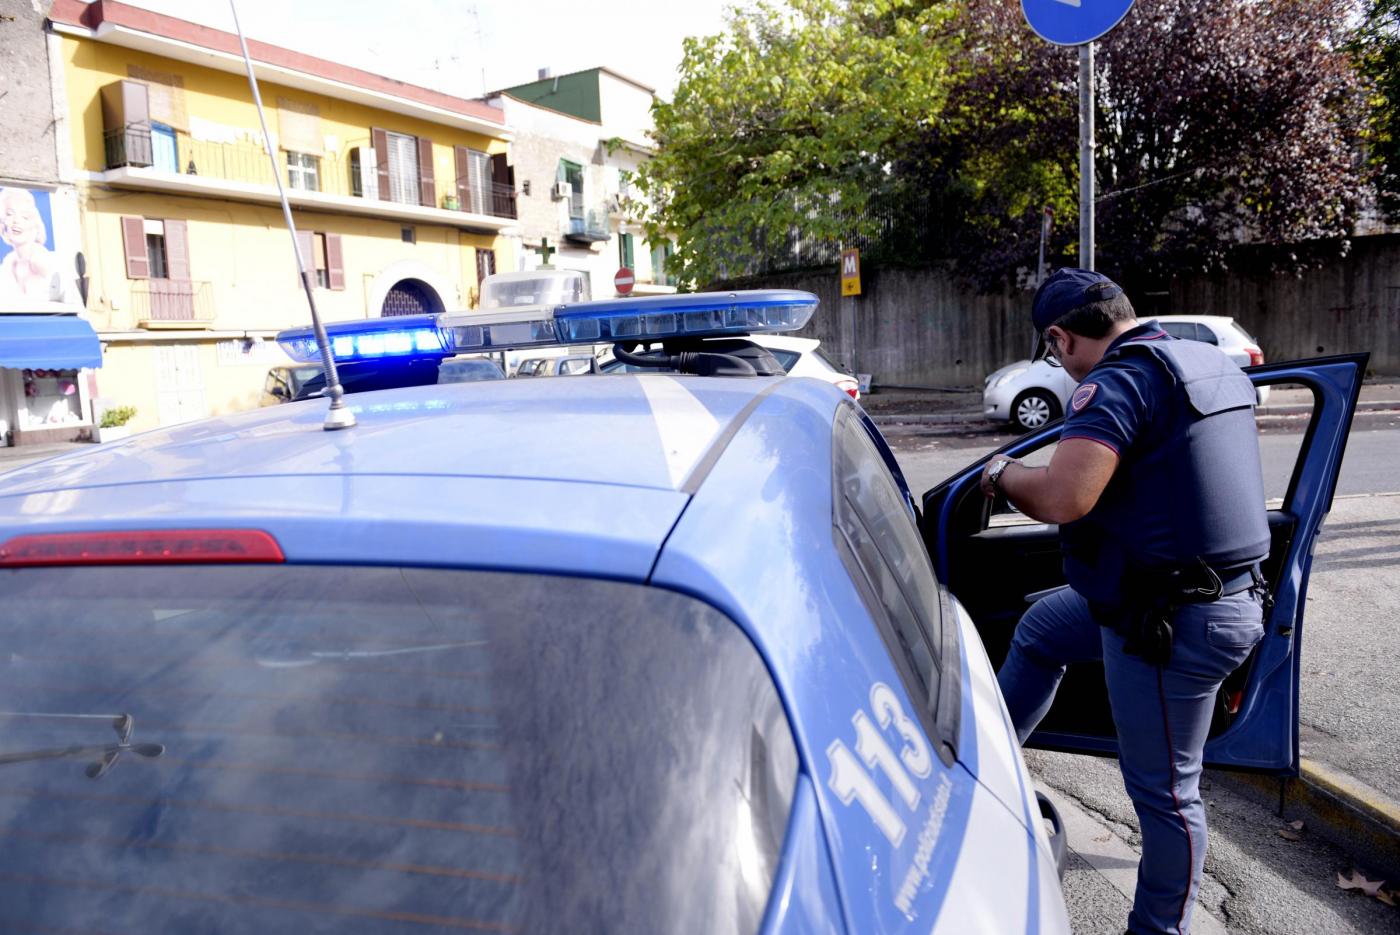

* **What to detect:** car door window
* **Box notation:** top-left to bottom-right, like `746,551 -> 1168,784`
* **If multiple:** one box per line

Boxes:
1161,322 -> 1197,340
832,406 -> 945,729
1194,323 -> 1220,345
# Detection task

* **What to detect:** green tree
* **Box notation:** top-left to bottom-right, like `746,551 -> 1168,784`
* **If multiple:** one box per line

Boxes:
634,0 -> 955,289
1353,0 -> 1400,217
904,0 -> 1369,290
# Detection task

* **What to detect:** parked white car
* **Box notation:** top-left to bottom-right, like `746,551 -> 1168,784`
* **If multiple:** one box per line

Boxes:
599,334 -> 860,399
984,315 -> 1269,432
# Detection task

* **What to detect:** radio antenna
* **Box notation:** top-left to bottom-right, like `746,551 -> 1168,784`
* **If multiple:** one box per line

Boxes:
228,0 -> 355,431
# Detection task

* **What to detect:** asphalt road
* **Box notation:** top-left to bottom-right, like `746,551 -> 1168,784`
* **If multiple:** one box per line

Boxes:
889,421 -> 1400,933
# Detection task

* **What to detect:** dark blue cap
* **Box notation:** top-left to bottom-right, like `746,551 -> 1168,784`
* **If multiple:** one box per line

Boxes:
1032,268 -> 1125,333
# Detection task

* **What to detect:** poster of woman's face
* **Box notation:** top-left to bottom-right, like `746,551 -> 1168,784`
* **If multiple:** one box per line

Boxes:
0,186 -> 65,305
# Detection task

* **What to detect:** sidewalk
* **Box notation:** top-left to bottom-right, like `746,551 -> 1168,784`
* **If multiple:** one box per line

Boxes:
0,441 -> 93,473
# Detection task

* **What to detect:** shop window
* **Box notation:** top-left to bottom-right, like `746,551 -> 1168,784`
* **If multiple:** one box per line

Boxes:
20,369 -> 85,430
618,233 -> 634,269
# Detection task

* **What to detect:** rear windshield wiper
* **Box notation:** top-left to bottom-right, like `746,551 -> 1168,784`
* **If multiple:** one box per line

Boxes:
0,712 -> 165,779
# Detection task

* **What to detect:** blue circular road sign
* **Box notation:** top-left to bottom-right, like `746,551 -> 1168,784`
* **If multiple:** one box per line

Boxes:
1021,0 -> 1136,46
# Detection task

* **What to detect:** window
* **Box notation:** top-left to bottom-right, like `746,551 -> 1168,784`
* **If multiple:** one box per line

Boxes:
1,566 -> 797,935
386,131 -> 420,205
618,232 -> 634,269
295,230 -> 343,291
475,248 -> 496,285
401,226 -> 415,244
312,233 -> 329,288
286,151 -> 321,192
144,220 -> 168,279
1194,322 -> 1220,345
832,406 -> 947,727
1161,321 -> 1197,341
457,147 -> 491,214
559,159 -> 584,218
651,240 -> 675,286
150,122 -> 178,174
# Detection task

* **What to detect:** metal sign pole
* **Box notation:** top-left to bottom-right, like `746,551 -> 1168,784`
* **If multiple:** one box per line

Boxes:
1079,41 -> 1095,271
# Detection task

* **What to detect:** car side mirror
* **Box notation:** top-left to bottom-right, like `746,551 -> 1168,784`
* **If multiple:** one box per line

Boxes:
270,385 -> 289,399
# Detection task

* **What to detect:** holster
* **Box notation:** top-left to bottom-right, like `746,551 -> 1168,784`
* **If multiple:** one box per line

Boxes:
1093,558 -> 1242,667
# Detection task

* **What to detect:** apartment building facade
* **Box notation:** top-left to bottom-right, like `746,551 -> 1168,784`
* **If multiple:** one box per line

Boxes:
48,0 -> 518,430
0,0 -> 102,447
487,67 -> 675,299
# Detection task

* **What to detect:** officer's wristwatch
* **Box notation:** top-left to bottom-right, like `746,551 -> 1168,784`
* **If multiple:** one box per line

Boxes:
987,458 -> 1011,490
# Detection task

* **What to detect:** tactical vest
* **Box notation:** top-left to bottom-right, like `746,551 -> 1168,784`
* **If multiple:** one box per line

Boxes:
1060,334 -> 1271,606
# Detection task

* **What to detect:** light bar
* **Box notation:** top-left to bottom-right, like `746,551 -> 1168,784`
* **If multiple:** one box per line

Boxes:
275,290 -> 821,363
437,305 -> 564,355
277,314 -> 446,363
550,290 -> 817,344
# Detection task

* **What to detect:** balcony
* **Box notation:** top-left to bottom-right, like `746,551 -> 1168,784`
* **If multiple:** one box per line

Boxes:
99,126 -> 517,233
564,208 -> 611,244
130,280 -> 216,329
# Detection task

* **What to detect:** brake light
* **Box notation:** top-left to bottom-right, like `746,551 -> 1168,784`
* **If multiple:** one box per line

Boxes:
837,379 -> 860,400
1246,347 -> 1264,367
0,529 -> 285,566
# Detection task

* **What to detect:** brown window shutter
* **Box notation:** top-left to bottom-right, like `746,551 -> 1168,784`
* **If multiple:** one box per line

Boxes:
325,234 -> 345,290
121,216 -> 150,279
295,230 -> 314,285
164,219 -> 191,281
490,153 -> 515,217
370,127 -> 390,199
417,136 -> 435,207
454,145 -> 470,207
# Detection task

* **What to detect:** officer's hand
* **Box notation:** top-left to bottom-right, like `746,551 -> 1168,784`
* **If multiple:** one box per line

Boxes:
980,456 -> 1017,500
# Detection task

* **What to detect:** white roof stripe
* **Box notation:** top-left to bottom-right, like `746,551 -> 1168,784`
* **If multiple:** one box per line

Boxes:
636,376 -> 724,490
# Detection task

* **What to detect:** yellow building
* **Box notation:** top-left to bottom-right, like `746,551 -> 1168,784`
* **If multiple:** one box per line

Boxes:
50,0 -> 518,429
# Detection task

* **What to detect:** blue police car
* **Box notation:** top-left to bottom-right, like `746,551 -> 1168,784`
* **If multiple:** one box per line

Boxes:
0,291 -> 1363,934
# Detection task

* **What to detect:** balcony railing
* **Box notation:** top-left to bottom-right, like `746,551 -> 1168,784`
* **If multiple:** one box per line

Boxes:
102,125 -> 519,221
130,279 -> 215,326
565,208 -> 611,244
455,182 -> 517,219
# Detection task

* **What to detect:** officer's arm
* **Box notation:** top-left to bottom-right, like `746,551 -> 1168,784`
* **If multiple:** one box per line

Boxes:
993,439 -> 1120,525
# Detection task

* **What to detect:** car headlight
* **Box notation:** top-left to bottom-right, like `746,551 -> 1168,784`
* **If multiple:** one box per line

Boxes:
988,366 -> 1028,389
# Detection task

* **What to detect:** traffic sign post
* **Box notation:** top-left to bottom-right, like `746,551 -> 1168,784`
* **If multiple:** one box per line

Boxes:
614,267 -> 635,296
839,249 -> 861,376
1021,0 -> 1136,272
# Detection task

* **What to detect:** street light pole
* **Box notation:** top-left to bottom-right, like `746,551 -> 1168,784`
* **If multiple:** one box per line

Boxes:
1079,41 -> 1095,271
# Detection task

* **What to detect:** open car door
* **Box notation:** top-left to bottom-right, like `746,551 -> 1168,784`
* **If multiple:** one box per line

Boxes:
920,353 -> 1367,774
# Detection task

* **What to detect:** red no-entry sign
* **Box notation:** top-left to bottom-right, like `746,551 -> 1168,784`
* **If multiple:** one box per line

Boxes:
614,268 -> 635,295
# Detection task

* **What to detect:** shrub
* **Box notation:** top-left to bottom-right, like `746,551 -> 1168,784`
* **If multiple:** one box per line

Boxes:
99,405 -> 137,428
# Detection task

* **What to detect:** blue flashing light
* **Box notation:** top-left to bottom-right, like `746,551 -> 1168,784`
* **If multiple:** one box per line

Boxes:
275,290 -> 821,364
551,290 -> 817,345
276,314 -> 446,363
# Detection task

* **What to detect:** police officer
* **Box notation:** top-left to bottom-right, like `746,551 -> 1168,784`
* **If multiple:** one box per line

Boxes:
982,269 -> 1270,935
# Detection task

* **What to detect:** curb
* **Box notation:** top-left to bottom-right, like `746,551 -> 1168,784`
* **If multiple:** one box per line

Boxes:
1213,758 -> 1400,881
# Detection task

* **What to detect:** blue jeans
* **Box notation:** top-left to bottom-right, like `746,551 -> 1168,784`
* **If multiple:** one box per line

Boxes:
997,586 -> 1264,935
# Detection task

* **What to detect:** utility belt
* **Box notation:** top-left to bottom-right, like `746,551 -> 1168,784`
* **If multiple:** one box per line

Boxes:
1091,558 -> 1269,667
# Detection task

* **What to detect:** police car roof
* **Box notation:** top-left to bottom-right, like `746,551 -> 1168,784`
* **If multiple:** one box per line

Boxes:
0,374 -> 843,579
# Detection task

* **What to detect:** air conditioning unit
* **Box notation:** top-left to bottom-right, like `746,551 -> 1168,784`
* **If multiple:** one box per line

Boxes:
551,180 -> 573,200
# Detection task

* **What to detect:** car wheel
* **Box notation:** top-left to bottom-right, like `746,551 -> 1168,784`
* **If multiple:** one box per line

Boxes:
1011,389 -> 1061,432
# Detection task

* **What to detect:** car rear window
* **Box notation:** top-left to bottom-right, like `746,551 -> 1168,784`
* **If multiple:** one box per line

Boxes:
0,566 -> 797,935
767,349 -> 801,372
1230,321 -> 1258,344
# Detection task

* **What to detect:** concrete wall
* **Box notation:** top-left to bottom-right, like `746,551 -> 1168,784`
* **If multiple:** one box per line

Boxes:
0,0 -> 60,185
744,238 -> 1400,387
1167,235 -> 1400,375
748,266 -> 1031,387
